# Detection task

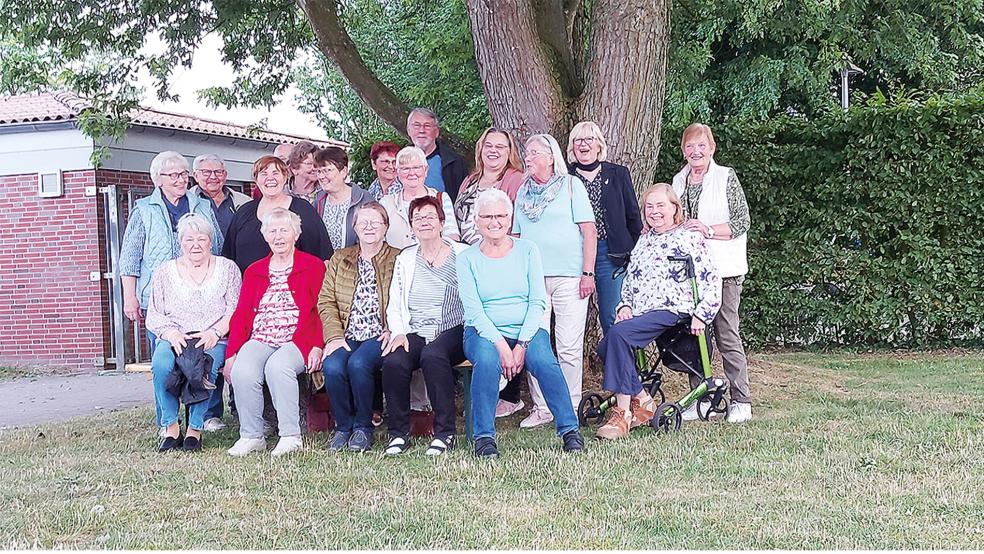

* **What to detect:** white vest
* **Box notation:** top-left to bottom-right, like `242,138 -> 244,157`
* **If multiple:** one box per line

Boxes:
672,161 -> 748,278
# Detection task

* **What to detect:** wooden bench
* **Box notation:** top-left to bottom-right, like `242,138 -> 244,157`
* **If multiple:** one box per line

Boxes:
125,363 -> 153,380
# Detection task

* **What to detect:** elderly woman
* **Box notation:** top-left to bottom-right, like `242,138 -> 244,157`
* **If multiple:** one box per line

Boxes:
453,127 -> 525,245
567,121 -> 643,333
318,202 -> 399,453
286,141 -> 321,204
509,133 -> 596,430
380,146 -> 459,248
458,189 -> 584,457
381,196 -> 468,457
120,151 -> 223,349
671,123 -> 753,424
145,214 -> 241,451
366,141 -> 403,200
223,208 -> 327,457
595,184 -> 722,439
313,146 -> 373,251
223,156 -> 333,273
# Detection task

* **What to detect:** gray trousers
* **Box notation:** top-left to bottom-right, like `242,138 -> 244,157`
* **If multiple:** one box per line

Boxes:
713,276 -> 751,403
231,340 -> 306,439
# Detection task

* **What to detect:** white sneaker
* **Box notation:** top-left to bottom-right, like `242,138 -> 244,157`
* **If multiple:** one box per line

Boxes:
495,399 -> 525,418
681,401 -> 711,421
203,418 -> 226,432
271,435 -> 303,457
519,408 -> 554,429
726,402 -> 753,423
227,437 -> 267,457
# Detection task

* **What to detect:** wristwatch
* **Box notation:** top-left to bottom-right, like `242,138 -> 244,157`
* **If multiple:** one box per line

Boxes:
582,271 -> 595,277
517,339 -> 531,350
705,226 -> 715,239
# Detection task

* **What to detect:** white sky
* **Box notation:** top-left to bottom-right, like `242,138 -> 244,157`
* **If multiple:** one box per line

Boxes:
137,34 -> 330,141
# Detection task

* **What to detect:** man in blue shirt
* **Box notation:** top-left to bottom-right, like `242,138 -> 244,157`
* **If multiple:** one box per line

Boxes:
406,107 -> 467,203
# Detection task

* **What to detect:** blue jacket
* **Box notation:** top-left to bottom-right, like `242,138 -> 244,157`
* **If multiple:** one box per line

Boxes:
570,161 -> 642,257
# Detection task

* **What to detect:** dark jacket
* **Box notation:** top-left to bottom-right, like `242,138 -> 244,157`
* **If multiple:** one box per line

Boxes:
431,140 -> 468,204
222,197 -> 334,273
164,343 -> 213,405
313,185 -> 374,249
570,161 -> 643,257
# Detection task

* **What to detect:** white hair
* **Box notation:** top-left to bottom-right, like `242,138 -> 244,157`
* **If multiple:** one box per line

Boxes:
149,151 -> 189,185
396,146 -> 427,168
526,134 -> 569,177
474,188 -> 513,219
176,213 -> 214,242
407,107 -> 440,128
193,153 -> 225,172
260,207 -> 302,238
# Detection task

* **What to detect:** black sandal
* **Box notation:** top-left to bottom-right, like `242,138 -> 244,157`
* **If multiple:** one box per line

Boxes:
384,436 -> 410,456
425,435 -> 455,456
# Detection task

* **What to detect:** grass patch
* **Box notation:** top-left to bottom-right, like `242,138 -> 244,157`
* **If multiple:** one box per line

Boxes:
1,351 -> 982,548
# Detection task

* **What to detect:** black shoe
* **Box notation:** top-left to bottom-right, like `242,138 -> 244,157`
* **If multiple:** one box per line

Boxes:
158,433 -> 183,453
384,435 -> 410,456
562,429 -> 585,453
425,435 -> 455,456
474,437 -> 498,458
347,429 -> 373,453
182,435 -> 202,452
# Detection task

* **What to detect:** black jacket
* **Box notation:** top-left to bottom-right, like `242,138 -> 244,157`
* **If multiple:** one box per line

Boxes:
570,161 -> 643,257
222,197 -> 334,273
164,342 -> 213,406
430,140 -> 468,204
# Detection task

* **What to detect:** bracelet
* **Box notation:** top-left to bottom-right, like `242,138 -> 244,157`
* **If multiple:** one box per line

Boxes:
582,271 -> 595,277
208,327 -> 222,338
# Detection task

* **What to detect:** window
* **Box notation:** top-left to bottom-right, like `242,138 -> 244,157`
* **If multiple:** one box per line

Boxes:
38,170 -> 63,198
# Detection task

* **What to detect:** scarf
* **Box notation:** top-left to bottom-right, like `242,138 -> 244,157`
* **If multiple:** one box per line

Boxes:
572,160 -> 601,172
518,174 -> 567,222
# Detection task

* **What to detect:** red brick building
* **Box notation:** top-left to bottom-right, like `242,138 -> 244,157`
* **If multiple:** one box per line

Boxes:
0,92 -> 342,371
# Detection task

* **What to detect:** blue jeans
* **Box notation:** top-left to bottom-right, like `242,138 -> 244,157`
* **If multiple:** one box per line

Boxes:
595,239 -> 626,334
151,340 -> 226,431
322,337 -> 384,434
464,327 -> 578,440
204,342 -> 233,421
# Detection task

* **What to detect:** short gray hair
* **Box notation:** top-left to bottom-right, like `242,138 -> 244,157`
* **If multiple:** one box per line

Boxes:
474,188 -> 513,219
260,207 -> 302,238
396,146 -> 427,168
150,151 -> 189,185
526,134 -> 569,178
176,213 -> 214,242
193,153 -> 225,172
407,107 -> 440,128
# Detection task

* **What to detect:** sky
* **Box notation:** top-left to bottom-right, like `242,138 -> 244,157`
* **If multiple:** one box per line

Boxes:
137,34 -> 331,141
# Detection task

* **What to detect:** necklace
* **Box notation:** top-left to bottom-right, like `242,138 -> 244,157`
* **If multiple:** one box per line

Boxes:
180,256 -> 213,286
421,243 -> 447,267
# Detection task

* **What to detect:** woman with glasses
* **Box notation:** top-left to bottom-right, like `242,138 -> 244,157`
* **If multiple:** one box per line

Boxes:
453,127 -> 524,245
120,151 -> 224,349
380,146 -> 459,249
312,146 -> 373,250
566,121 -> 642,334
380,196 -> 468,456
510,134 -> 597,430
285,141 -> 321,204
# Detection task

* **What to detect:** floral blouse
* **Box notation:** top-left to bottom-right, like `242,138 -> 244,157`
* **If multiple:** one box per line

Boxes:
346,256 -> 384,341
252,266 -> 299,346
618,225 -> 722,324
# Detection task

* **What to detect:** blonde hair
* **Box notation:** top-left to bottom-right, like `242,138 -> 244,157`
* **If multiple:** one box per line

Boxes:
260,207 -> 302,237
641,183 -> 684,226
680,123 -> 717,154
566,121 -> 609,163
472,127 -> 523,181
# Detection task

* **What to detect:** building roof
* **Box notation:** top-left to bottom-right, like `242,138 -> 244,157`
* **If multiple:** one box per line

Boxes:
0,91 -> 345,147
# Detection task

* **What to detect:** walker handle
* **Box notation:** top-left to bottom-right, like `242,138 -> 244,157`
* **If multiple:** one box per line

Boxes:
668,255 -> 695,279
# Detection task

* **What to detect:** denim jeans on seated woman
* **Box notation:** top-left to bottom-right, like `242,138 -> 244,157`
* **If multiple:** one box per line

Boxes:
151,339 -> 226,431
321,337 -> 384,435
594,239 -> 626,334
463,327 -> 578,440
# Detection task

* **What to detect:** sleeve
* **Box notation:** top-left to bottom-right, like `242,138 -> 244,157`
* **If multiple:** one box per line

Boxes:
517,242 -> 548,341
226,273 -> 253,358
306,209 -> 335,261
319,255 -> 346,342
144,265 -> 176,337
511,185 -> 526,234
618,238 -> 644,311
569,176 -> 595,224
456,251 -> 505,344
726,170 -> 751,238
691,234 -> 722,324
222,210 -> 238,262
440,193 -> 460,238
119,207 -> 145,277
386,255 -> 408,336
620,167 -> 643,243
223,262 -> 242,320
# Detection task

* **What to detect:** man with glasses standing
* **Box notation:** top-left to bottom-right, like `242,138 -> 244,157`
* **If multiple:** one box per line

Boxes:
406,108 -> 467,203
190,154 -> 251,240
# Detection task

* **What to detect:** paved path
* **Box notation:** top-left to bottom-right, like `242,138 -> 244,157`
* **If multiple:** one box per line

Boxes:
0,372 -> 153,429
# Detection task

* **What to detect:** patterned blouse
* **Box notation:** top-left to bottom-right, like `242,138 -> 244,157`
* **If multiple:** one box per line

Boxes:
251,266 -> 299,346
367,178 -> 403,201
680,169 -> 751,237
408,250 -> 464,342
145,257 -> 242,337
619,225 -> 722,324
321,199 -> 349,250
578,172 -> 609,240
346,256 -> 384,341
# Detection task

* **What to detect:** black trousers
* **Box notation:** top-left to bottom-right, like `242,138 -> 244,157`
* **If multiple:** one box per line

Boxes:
381,325 -> 465,438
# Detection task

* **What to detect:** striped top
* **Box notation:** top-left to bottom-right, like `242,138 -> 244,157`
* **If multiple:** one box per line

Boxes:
408,250 -> 463,342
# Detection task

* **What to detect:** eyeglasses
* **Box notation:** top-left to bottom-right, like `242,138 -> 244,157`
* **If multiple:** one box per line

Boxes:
572,137 -> 596,145
398,165 -> 427,174
375,159 -> 397,167
160,171 -> 190,181
482,143 -> 510,151
410,122 -> 436,131
196,169 -> 226,177
411,215 -> 439,223
315,168 -> 337,177
525,150 -> 551,158
299,161 -> 315,169
478,214 -> 510,222
356,220 -> 384,229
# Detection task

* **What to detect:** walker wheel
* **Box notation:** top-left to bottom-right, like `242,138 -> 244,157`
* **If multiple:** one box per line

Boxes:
651,401 -> 683,433
697,393 -> 729,421
644,380 -> 666,405
577,393 -> 606,426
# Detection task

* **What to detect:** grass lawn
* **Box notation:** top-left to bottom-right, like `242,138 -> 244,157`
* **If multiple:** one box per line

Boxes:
1,350 -> 982,549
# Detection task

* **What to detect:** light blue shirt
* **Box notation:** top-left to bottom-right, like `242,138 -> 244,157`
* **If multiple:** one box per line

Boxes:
425,152 -> 445,192
456,238 -> 547,344
512,176 -> 595,277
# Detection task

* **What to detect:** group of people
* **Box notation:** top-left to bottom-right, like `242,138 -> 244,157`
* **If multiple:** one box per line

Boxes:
121,105 -> 752,458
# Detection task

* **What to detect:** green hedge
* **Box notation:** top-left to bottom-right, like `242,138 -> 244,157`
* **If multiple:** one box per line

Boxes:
655,90 -> 984,347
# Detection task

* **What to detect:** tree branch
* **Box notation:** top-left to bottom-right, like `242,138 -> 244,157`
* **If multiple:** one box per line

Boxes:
531,0 -> 584,98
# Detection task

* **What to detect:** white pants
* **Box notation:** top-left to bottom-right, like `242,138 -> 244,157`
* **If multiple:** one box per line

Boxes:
528,276 -> 587,413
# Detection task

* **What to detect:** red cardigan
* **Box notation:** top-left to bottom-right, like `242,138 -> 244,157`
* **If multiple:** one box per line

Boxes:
227,249 -> 327,360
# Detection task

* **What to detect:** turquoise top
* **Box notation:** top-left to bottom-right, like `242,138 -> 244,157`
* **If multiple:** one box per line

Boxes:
456,238 -> 547,343
512,175 -> 594,277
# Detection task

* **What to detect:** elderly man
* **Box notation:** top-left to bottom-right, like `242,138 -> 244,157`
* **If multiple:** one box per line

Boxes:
190,154 -> 251,239
406,108 -> 467,202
